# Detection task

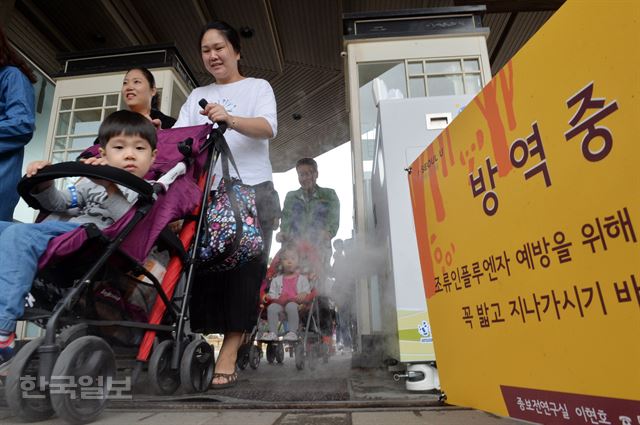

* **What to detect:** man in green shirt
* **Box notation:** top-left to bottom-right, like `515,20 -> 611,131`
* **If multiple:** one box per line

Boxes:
277,157 -> 340,347
278,157 -> 340,264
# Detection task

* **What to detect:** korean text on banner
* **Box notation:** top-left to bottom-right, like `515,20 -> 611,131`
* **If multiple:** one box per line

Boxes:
408,0 -> 640,423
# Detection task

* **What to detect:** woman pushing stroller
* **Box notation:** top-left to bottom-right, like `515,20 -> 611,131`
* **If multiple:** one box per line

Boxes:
173,20 -> 280,389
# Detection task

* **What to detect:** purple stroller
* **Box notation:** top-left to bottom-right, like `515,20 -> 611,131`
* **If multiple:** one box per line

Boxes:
4,122 -> 228,424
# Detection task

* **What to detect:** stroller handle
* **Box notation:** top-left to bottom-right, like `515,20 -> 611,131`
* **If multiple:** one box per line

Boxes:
17,161 -> 154,211
198,98 -> 227,134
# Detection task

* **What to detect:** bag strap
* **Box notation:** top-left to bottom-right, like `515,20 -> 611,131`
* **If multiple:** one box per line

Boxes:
213,135 -> 242,184
207,131 -> 246,266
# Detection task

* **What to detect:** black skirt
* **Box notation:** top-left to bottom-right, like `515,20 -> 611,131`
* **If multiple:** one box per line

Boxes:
189,181 -> 280,334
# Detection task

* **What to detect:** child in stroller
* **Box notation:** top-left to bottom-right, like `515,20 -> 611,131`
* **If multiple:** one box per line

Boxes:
0,110 -> 157,362
3,112 -> 227,424
237,240 -> 326,370
261,244 -> 312,342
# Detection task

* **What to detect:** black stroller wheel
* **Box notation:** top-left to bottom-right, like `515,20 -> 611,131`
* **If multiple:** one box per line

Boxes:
236,344 -> 250,370
275,343 -> 285,364
5,337 -> 55,422
307,343 -> 319,371
50,336 -> 116,425
266,343 -> 276,364
148,339 -> 180,395
248,344 -> 261,370
57,323 -> 89,348
180,339 -> 215,393
294,344 -> 305,370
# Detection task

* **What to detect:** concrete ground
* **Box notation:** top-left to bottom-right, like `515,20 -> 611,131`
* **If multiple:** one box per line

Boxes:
0,348 -> 529,424
0,408 -> 525,425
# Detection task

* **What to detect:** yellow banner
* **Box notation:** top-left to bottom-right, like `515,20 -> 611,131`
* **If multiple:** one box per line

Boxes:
409,0 -> 640,422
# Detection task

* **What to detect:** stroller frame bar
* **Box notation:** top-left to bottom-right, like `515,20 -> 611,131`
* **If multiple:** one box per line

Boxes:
17,162 -> 156,211
71,319 -> 174,333
170,124 -> 225,370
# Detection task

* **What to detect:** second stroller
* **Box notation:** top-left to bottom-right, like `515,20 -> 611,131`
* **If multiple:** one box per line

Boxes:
261,245 -> 312,343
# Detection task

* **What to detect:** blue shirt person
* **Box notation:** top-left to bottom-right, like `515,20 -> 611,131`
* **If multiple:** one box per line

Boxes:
0,27 -> 37,221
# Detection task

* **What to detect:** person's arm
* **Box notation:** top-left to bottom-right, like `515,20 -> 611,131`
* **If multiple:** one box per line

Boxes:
295,275 -> 312,303
325,189 -> 340,239
200,80 -> 277,139
25,160 -> 54,192
278,191 -> 295,240
201,104 -> 273,139
0,68 -> 35,153
267,275 -> 282,301
229,116 -> 273,139
150,109 -> 177,129
298,274 -> 312,294
30,178 -> 98,212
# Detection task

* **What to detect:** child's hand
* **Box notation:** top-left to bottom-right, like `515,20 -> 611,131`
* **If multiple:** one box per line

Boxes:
80,156 -> 109,166
26,160 -> 52,177
168,220 -> 184,234
79,157 -> 113,190
26,160 -> 54,193
295,292 -> 308,303
150,118 -> 162,129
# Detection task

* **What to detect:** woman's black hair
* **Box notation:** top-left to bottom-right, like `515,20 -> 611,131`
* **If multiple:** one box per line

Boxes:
0,26 -> 37,83
125,67 -> 159,110
199,21 -> 242,55
98,110 -> 157,150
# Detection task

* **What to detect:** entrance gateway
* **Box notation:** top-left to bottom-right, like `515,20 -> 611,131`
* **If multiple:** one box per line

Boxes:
342,6 -> 491,389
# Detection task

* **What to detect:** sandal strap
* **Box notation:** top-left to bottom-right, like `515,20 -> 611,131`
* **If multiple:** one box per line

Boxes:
212,372 -> 237,382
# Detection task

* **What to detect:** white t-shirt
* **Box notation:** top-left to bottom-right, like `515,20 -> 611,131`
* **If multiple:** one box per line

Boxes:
173,78 -> 277,185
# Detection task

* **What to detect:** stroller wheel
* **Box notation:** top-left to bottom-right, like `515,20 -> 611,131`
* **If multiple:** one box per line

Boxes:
275,343 -> 285,364
266,344 -> 276,364
307,343 -> 319,371
50,336 -> 116,425
321,343 -> 330,364
57,323 -> 89,348
294,344 -> 305,370
248,344 -> 261,369
5,337 -> 55,422
236,344 -> 250,370
180,339 -> 215,393
148,339 -> 180,395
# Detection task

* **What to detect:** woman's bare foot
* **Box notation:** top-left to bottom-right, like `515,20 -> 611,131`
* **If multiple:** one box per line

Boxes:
211,332 -> 242,386
212,357 -> 236,385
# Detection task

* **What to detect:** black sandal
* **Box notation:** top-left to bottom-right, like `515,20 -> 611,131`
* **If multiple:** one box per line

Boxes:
209,371 -> 238,389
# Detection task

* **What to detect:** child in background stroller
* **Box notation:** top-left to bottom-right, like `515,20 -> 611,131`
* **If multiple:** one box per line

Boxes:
237,240 -> 327,371
261,244 -> 312,342
3,113 -> 228,425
